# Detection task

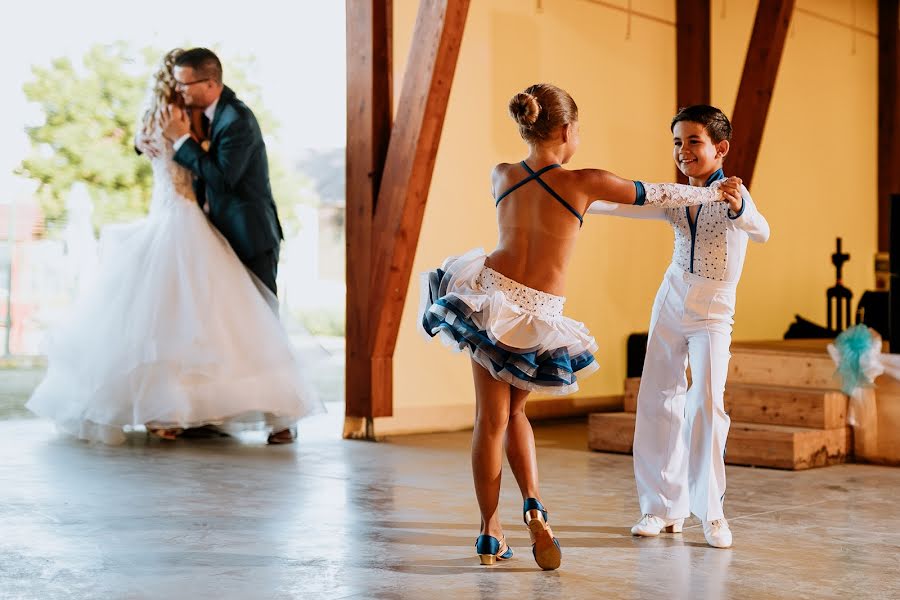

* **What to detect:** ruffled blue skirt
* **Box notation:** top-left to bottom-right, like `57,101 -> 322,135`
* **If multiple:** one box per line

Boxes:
418,249 -> 598,395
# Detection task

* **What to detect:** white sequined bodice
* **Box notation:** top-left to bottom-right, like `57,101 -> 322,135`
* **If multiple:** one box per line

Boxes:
148,130 -> 196,213
477,266 -> 566,319
666,203 -> 734,280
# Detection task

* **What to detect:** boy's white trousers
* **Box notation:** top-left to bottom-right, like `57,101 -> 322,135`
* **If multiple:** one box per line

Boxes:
633,265 -> 737,522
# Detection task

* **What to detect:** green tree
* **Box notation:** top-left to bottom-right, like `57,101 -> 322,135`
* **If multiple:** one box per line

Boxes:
18,42 -> 316,235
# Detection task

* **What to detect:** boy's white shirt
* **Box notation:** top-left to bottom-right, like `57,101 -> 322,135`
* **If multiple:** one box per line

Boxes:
587,184 -> 769,283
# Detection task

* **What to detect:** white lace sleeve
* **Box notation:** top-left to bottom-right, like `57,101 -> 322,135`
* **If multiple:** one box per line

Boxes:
638,179 -> 722,208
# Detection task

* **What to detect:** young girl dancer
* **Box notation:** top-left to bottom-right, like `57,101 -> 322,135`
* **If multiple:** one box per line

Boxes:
419,85 -> 743,569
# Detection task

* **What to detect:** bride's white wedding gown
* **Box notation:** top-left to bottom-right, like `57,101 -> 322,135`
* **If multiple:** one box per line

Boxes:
26,130 -> 324,444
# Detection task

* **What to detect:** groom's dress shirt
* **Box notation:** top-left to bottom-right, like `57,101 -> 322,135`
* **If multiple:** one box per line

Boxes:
173,96 -> 220,151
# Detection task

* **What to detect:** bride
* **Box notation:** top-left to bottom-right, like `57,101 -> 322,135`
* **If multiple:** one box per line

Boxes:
26,49 -> 323,445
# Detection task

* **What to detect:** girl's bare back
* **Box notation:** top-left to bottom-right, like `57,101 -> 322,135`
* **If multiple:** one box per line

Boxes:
486,161 -> 641,296
486,162 -> 582,295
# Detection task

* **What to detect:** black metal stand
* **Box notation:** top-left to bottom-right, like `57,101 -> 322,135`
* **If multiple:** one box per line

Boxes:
827,237 -> 852,332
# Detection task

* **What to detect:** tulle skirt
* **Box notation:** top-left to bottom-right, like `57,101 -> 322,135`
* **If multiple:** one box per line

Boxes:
26,197 -> 324,444
418,248 -> 598,395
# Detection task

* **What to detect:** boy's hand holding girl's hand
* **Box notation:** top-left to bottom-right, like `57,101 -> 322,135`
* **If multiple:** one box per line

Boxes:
716,176 -> 743,212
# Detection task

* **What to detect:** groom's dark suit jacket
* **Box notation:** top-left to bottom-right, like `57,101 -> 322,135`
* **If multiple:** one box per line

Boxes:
173,86 -> 284,279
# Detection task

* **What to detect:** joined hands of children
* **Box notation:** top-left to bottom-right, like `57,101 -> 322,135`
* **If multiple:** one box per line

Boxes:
717,176 -> 743,212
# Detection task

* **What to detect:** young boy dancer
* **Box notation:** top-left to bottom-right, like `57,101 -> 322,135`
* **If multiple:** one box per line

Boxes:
588,105 -> 769,548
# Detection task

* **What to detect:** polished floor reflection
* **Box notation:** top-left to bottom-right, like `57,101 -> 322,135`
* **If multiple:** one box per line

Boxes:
1,419 -> 898,599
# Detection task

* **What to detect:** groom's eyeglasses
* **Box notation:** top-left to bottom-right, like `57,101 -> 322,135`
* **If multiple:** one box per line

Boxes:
174,78 -> 211,89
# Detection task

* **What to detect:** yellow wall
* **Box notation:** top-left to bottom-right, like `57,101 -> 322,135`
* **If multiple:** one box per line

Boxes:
720,0 -> 878,339
378,0 -> 879,435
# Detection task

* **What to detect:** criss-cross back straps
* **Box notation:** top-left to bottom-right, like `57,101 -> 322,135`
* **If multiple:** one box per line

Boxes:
494,162 -> 560,205
494,161 -> 583,226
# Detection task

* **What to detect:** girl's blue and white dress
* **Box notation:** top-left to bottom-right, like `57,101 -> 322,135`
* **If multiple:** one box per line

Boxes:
419,248 -> 597,396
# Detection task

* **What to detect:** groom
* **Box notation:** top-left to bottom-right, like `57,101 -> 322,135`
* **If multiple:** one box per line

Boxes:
160,48 -> 294,444
161,47 -> 284,295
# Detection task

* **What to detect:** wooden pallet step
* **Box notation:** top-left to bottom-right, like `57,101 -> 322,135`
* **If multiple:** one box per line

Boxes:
726,422 -> 851,470
728,341 -> 840,389
588,412 -> 850,470
724,384 -> 847,429
623,378 -> 848,429
587,412 -> 636,454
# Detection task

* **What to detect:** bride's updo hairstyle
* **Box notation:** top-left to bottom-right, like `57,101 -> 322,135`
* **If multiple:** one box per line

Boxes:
141,48 -> 185,135
508,83 -> 578,144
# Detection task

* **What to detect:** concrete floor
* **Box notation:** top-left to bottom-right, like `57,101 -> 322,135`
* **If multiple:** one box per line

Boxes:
1,419 -> 899,600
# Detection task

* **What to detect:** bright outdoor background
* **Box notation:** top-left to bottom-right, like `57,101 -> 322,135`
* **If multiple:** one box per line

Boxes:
0,1 -> 347,420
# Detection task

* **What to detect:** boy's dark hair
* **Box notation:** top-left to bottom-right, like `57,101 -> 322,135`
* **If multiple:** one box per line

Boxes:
671,104 -> 732,143
174,48 -> 223,84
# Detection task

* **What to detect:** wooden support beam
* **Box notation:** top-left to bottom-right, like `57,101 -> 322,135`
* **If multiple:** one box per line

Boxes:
728,0 -> 795,189
675,0 -> 711,183
676,0 -> 710,108
879,0 -> 900,252
345,0 -> 393,422
367,0 -> 470,417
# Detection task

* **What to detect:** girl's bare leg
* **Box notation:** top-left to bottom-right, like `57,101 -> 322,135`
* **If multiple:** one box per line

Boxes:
471,361 -> 511,539
504,385 -> 542,503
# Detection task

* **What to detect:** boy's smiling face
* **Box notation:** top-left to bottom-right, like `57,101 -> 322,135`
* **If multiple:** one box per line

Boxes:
673,120 -> 729,182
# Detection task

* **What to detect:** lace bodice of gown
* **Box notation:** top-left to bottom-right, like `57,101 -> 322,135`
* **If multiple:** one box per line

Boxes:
148,129 -> 197,212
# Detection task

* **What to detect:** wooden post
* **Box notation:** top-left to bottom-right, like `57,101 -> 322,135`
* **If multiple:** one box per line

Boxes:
676,0 -> 710,108
345,0 -> 392,429
728,0 -> 795,189
675,0 -> 711,183
879,0 -> 900,252
344,0 -> 469,433
367,0 -> 470,417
